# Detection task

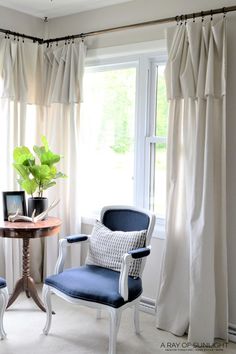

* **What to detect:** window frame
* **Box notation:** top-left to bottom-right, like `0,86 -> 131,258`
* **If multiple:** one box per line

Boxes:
83,49 -> 168,239
144,59 -> 168,239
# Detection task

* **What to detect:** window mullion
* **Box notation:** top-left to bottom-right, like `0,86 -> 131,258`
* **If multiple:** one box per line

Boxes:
133,55 -> 150,208
143,60 -> 158,210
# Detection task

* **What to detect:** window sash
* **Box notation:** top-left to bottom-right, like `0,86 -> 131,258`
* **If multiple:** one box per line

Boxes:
82,53 -> 168,238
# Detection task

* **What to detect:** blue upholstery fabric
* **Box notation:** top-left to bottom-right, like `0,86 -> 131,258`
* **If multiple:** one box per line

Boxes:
45,265 -> 142,308
128,247 -> 151,259
66,235 -> 88,243
0,277 -> 6,289
102,209 -> 150,232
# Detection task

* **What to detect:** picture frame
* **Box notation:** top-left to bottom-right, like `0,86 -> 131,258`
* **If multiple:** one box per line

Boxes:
2,191 -> 27,221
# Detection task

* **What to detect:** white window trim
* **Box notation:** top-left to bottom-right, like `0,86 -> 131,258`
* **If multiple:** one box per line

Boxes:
83,40 -> 168,240
86,39 -> 166,62
145,59 -> 168,240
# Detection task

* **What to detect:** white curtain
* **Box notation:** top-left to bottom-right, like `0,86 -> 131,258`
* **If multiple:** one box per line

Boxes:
0,100 -> 36,291
156,19 -> 228,344
0,36 -> 86,290
40,42 -> 86,275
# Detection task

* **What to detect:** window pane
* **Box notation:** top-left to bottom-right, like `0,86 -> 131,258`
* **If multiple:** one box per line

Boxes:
156,65 -> 168,137
154,143 -> 167,217
150,63 -> 168,218
80,66 -> 136,217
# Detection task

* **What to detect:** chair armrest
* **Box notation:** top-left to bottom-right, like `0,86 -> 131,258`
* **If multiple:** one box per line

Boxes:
66,235 -> 88,243
119,246 -> 151,301
128,247 -> 151,259
54,234 -> 89,274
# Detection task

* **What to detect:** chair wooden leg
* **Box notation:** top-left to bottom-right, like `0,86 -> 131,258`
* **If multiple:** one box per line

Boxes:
108,308 -> 121,354
134,301 -> 140,334
42,285 -> 52,335
0,288 -> 8,340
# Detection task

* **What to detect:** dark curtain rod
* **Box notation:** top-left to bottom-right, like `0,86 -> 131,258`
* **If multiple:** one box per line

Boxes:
0,5 -> 236,45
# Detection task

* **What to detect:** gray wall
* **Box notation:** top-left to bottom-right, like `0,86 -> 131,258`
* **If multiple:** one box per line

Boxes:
0,5 -> 43,37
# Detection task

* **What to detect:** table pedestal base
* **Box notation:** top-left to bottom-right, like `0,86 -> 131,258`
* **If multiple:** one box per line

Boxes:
7,276 -> 46,312
7,237 -> 46,312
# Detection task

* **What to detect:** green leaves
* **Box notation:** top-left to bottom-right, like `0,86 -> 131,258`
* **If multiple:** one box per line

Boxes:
41,135 -> 49,151
20,178 -> 38,195
13,163 -> 30,180
13,147 -> 35,166
13,136 -> 67,197
30,165 -> 51,180
33,137 -> 60,167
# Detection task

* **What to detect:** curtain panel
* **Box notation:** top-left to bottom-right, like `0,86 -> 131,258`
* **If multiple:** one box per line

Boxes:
0,36 -> 86,291
0,36 -> 85,105
156,19 -> 228,344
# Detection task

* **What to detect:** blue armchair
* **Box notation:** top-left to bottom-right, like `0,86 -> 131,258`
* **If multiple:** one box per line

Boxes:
42,206 -> 155,354
0,277 -> 8,339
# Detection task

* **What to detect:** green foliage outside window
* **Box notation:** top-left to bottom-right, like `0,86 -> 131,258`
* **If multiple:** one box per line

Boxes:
96,69 -> 135,154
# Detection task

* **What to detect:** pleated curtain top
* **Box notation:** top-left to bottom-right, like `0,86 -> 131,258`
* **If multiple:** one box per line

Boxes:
44,41 -> 86,105
165,19 -> 226,100
0,36 -> 86,105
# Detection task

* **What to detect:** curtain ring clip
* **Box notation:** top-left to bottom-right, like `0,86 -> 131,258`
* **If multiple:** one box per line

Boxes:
210,10 -> 213,21
201,11 -> 204,22
193,13 -> 195,23
222,7 -> 226,18
185,14 -> 187,25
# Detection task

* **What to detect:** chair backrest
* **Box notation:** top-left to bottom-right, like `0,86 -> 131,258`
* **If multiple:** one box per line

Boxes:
100,205 -> 155,276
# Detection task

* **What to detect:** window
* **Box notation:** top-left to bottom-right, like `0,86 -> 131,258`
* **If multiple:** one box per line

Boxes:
147,63 -> 168,219
80,53 -> 168,236
80,63 -> 137,216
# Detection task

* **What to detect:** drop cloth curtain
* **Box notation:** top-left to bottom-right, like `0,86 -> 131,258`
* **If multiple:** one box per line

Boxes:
0,37 -> 44,291
156,19 -> 228,344
0,36 -> 86,290
40,42 -> 85,275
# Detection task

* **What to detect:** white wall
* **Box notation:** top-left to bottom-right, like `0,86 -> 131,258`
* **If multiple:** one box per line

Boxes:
0,5 -> 43,38
1,0 -> 236,325
46,0 -> 236,49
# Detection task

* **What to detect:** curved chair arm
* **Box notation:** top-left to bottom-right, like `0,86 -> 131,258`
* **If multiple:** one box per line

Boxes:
54,234 -> 89,274
66,235 -> 88,243
119,246 -> 151,301
128,247 -> 151,259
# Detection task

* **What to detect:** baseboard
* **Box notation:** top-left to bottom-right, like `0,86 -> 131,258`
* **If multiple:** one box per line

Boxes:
140,296 -> 156,315
137,307 -> 236,343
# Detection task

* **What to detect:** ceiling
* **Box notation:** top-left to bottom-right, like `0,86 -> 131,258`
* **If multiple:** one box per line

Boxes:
0,0 -> 134,19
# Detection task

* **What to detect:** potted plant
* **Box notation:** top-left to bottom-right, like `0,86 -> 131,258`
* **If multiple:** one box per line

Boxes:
13,136 -> 66,217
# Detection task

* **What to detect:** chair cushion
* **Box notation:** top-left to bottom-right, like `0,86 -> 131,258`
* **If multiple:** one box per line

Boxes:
0,277 -> 6,289
45,265 -> 142,308
86,221 -> 147,277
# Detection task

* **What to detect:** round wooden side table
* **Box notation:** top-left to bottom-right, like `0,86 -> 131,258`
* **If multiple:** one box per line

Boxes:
0,217 -> 61,312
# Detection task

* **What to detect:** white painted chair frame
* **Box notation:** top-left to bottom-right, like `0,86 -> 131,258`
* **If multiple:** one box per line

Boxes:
0,287 -> 8,340
43,205 -> 155,354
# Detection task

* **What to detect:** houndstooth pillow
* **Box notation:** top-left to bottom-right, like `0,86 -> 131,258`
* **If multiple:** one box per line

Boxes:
86,221 -> 147,277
